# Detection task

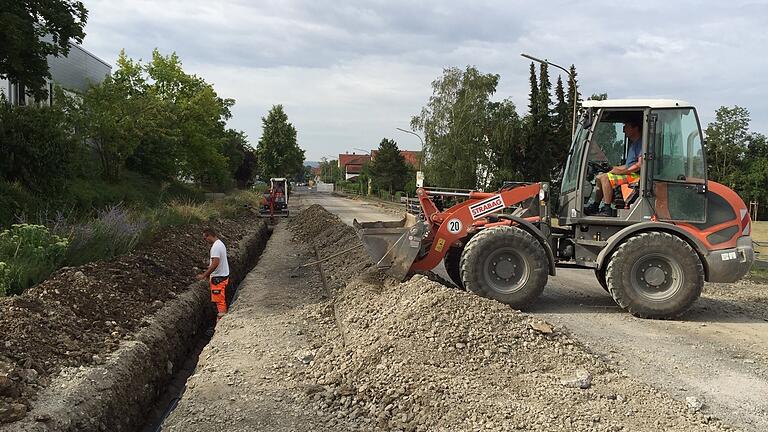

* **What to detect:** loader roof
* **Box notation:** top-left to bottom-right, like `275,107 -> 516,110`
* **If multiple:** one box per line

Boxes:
581,99 -> 692,109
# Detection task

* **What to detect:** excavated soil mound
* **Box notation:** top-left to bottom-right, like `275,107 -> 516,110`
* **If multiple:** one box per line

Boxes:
289,205 -> 728,431
288,204 -> 371,286
0,217 -> 262,425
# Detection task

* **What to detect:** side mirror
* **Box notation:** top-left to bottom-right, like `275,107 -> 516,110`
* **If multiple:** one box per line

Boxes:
581,111 -> 593,128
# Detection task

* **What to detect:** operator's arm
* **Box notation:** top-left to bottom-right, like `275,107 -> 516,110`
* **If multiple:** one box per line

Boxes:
610,156 -> 642,175
196,257 -> 220,280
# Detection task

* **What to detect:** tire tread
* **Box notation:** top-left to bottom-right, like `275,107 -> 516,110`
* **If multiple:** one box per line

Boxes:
606,231 -> 703,319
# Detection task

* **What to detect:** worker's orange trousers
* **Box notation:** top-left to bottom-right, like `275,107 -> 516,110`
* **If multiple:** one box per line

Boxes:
209,276 -> 229,321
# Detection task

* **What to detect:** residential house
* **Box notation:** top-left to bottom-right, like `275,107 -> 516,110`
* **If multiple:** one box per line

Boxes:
338,152 -> 371,181
370,149 -> 422,169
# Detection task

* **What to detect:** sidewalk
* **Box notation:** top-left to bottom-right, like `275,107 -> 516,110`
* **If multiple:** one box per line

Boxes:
162,225 -> 346,431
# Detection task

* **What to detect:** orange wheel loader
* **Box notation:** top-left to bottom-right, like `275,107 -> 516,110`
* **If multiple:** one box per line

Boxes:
355,100 -> 754,319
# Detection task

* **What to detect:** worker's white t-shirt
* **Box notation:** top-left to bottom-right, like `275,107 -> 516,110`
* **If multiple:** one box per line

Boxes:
210,239 -> 229,278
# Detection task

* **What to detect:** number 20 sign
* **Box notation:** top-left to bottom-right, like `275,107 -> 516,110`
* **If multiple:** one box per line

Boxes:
447,219 -> 463,234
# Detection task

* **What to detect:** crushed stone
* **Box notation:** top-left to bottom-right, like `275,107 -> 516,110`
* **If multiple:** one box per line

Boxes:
287,204 -> 730,431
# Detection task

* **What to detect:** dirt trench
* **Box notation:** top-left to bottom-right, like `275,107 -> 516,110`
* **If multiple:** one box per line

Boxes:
0,218 -> 270,431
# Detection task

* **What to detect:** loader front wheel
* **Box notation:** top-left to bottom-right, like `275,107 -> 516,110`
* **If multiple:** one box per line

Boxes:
460,226 -> 548,309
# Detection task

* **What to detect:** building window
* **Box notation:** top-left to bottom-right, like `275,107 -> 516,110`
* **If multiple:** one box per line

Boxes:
16,84 -> 26,106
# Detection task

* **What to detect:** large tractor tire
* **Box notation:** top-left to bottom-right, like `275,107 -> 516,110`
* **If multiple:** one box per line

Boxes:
444,246 -> 465,289
460,226 -> 548,309
606,232 -> 703,319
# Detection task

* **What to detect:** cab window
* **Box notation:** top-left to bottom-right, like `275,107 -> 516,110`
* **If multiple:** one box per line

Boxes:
561,122 -> 588,193
651,108 -> 705,183
650,108 -> 707,222
587,109 -> 644,167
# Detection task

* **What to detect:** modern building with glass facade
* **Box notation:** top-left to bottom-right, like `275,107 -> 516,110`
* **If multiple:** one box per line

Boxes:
0,42 -> 111,105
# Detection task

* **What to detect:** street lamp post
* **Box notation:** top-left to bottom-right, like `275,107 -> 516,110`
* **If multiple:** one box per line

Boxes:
395,127 -> 424,170
520,53 -> 578,139
395,127 -> 425,188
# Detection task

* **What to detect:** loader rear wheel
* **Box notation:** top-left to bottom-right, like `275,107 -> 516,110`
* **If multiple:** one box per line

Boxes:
444,246 -> 464,289
460,226 -> 548,309
606,232 -> 703,319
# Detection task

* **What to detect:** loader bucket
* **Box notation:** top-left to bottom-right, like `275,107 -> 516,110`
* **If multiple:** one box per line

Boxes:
353,218 -> 428,281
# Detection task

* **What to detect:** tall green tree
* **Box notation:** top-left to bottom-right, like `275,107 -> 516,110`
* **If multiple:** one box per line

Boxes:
486,99 -> 524,187
521,63 -> 556,181
411,66 -> 499,189
0,0 -> 88,99
734,132 -> 768,217
527,63 -> 539,119
222,129 -> 258,188
256,105 -> 305,179
79,52 -> 169,180
145,50 -> 232,187
553,76 -> 570,159
319,158 -> 342,183
566,64 -> 580,129
705,105 -> 751,185
369,138 -> 409,193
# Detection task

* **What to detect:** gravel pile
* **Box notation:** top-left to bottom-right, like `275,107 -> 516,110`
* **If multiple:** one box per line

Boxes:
289,205 -> 730,432
288,204 -> 372,288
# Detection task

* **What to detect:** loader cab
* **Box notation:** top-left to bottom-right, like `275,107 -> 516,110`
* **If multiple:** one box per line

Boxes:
558,100 -> 708,227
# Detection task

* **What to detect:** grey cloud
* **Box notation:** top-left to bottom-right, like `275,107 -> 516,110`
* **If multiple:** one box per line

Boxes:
80,0 -> 768,158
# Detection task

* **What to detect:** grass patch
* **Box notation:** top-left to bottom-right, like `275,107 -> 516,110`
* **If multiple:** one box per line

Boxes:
1,190 -> 258,296
752,221 -> 767,262
1,172 -> 207,229
749,267 -> 768,284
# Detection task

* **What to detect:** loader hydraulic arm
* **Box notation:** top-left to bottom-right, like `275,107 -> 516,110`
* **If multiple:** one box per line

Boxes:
411,183 -> 544,272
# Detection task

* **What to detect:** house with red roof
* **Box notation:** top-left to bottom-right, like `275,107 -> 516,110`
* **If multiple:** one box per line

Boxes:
370,150 -> 422,169
338,152 -> 371,180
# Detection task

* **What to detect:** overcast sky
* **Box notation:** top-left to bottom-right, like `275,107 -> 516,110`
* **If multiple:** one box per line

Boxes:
80,0 -> 768,160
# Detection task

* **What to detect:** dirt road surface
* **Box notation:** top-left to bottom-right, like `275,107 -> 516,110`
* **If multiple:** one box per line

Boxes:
296,189 -> 768,432
163,224 -> 344,431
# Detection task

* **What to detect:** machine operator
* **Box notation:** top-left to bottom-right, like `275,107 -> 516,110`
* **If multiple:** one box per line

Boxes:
585,119 -> 643,216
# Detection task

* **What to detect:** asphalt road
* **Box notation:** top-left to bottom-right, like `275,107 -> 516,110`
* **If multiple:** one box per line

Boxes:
294,188 -> 768,432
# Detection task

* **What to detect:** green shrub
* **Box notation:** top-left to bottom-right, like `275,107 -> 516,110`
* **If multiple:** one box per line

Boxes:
63,173 -> 160,211
0,224 -> 69,296
0,102 -> 82,193
0,181 -> 43,228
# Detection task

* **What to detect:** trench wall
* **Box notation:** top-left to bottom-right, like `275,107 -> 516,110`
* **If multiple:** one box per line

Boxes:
2,222 -> 269,432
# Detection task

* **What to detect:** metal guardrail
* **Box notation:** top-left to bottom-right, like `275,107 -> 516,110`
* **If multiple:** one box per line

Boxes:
404,197 -> 421,215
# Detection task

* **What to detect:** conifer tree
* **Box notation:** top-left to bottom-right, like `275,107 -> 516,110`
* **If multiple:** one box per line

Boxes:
566,64 -> 580,126
527,63 -> 539,118
554,76 -> 571,163
369,138 -> 409,193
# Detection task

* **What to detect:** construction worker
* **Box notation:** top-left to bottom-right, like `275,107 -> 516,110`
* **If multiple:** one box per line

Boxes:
585,119 -> 643,216
196,227 -> 230,322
